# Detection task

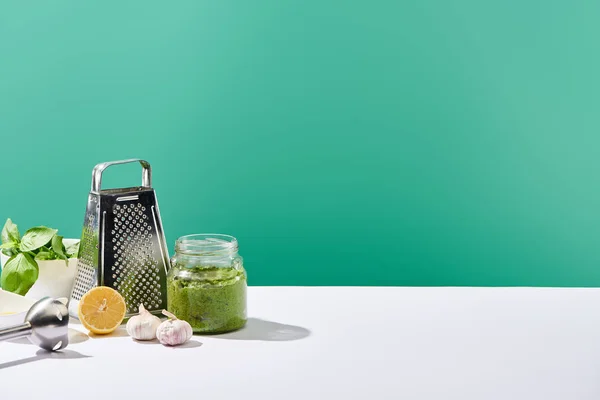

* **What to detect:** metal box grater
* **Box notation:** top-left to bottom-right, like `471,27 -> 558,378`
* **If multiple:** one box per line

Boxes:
68,159 -> 170,318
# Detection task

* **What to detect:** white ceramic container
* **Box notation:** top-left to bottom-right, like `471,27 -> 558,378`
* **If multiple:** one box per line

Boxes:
0,289 -> 36,329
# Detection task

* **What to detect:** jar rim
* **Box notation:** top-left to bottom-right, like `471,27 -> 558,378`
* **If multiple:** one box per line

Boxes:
175,233 -> 238,255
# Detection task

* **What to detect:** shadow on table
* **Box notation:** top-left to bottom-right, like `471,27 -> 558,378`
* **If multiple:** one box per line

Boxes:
209,318 -> 311,341
172,340 -> 204,349
131,339 -> 203,349
89,327 -> 128,339
0,349 -> 91,370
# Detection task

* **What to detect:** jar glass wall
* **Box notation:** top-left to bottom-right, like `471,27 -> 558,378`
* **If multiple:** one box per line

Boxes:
167,234 -> 247,334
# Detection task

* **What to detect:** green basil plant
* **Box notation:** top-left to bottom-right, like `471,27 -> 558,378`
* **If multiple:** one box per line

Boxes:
0,218 -> 79,295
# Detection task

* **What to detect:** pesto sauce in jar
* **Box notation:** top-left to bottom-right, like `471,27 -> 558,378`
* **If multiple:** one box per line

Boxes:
167,265 -> 247,333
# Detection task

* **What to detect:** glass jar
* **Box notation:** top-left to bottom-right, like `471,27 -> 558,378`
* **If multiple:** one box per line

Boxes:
167,234 -> 247,334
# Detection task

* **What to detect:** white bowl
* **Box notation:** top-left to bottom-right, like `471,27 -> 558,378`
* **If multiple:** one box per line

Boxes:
0,238 -> 79,300
0,289 -> 36,329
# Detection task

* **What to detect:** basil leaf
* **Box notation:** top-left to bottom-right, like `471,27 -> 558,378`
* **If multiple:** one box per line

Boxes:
1,218 -> 20,244
0,239 -> 19,257
52,235 -> 67,260
66,241 -> 80,258
34,251 -> 52,260
0,253 -> 39,295
19,227 -> 58,252
0,222 -> 8,244
2,248 -> 16,257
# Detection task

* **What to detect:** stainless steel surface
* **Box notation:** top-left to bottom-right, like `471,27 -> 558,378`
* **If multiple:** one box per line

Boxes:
0,297 -> 69,351
91,159 -> 152,194
0,322 -> 32,341
69,159 -> 169,318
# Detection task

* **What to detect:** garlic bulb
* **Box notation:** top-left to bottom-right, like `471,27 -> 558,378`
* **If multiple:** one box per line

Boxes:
126,304 -> 162,341
156,310 -> 193,346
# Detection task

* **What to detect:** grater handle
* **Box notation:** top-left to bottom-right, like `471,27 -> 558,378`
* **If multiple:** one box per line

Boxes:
91,159 -> 152,193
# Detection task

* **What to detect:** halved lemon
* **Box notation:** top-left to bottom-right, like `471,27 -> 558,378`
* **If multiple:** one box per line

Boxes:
78,286 -> 126,334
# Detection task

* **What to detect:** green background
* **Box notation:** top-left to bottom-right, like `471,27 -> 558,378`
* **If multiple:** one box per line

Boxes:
1,1 -> 599,286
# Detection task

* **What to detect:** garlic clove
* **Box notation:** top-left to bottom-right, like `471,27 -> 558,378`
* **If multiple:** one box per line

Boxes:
156,310 -> 193,346
126,303 -> 162,341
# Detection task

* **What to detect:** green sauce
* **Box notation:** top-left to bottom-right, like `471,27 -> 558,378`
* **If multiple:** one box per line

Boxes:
167,266 -> 247,334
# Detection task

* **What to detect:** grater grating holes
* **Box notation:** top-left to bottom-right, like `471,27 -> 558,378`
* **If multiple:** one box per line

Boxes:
71,206 -> 98,300
111,203 -> 163,314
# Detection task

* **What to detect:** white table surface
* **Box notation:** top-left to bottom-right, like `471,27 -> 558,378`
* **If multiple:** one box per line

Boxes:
1,287 -> 600,399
